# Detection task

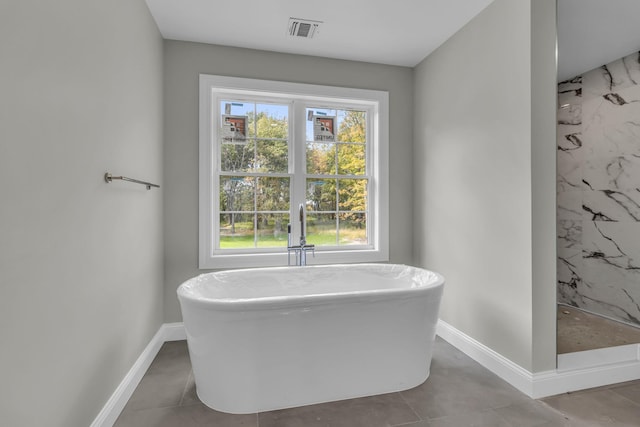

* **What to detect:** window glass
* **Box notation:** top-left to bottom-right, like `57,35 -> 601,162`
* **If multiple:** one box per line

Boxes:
200,75 -> 388,268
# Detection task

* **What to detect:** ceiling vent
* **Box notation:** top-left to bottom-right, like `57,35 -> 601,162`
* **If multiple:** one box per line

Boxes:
288,18 -> 322,39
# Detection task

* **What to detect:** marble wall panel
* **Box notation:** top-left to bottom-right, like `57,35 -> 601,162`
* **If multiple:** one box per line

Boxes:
581,221 -> 640,324
584,155 -> 640,191
557,154 -> 582,185
557,249 -> 584,305
558,219 -> 582,250
558,76 -> 582,106
582,189 -> 640,221
557,76 -> 584,220
582,52 -> 640,101
557,52 -> 640,327
557,190 -> 583,220
582,85 -> 640,161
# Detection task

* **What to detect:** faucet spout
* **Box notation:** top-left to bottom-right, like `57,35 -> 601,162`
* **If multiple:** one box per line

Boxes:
287,203 -> 314,266
299,203 -> 306,246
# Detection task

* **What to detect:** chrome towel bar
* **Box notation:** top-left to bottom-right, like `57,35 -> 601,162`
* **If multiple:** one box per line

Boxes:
104,173 -> 159,190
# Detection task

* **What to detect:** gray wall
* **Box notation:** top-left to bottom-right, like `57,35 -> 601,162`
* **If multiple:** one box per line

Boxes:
163,41 -> 414,322
0,1 -> 164,426
531,0 -> 558,373
413,0 -> 557,372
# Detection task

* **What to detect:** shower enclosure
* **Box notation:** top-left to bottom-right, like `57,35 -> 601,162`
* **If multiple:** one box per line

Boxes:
556,51 -> 640,353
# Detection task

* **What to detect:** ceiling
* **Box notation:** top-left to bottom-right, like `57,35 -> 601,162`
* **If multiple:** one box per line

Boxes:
145,0 -> 640,81
558,0 -> 640,81
145,0 -> 495,67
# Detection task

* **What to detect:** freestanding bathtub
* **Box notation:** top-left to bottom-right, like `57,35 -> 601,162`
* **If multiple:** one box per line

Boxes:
177,263 -> 444,414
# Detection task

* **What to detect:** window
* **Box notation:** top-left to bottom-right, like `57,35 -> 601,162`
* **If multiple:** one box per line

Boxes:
199,75 -> 388,268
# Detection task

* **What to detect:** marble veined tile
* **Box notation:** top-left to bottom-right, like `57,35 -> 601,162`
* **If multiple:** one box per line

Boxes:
582,85 -> 640,159
582,51 -> 640,101
557,190 -> 583,220
558,76 -> 582,108
558,76 -> 582,100
584,154 -> 640,191
557,249 -> 584,306
556,113 -> 584,191
558,104 -> 582,126
582,189 -> 640,221
579,221 -> 640,323
557,148 -> 583,192
558,219 -> 582,250
558,75 -> 582,87
582,221 -> 640,266
582,67 -> 614,101
557,125 -> 583,153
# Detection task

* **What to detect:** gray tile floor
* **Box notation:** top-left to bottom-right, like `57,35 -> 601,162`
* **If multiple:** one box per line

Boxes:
114,338 -> 640,427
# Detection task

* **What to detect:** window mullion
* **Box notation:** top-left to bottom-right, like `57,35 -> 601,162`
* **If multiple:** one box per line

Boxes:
291,101 -> 307,240
212,95 -> 222,253
252,103 -> 258,248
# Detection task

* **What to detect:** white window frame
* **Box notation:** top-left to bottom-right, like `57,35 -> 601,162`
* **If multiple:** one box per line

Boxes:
199,74 -> 389,269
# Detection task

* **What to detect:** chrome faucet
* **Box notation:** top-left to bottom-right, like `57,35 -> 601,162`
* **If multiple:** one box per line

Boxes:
287,204 -> 315,266
299,204 -> 306,246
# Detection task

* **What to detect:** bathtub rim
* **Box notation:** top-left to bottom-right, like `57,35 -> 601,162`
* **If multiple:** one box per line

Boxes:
177,263 -> 444,311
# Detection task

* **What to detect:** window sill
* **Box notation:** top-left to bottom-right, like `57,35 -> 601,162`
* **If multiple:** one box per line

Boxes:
198,248 -> 389,270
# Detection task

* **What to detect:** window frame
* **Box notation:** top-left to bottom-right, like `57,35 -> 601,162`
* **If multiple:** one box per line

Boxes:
199,74 -> 389,269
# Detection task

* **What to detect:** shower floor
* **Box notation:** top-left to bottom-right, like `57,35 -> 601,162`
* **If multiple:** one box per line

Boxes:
557,304 -> 640,354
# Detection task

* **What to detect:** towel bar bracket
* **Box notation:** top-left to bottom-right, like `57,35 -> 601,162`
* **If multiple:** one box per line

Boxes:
104,172 -> 159,190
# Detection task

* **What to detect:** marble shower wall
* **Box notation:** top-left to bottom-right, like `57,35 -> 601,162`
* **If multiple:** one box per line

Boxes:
557,51 -> 640,326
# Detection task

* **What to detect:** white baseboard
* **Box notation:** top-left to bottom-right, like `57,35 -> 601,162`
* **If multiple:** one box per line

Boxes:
436,319 -> 640,399
90,323 -> 186,427
436,320 -> 538,396
162,322 -> 187,341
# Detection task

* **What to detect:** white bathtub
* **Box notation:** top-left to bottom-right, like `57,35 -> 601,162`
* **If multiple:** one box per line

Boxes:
177,263 -> 444,414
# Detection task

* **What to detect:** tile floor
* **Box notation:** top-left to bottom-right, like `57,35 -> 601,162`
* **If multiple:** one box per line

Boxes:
114,338 -> 640,427
557,305 -> 640,354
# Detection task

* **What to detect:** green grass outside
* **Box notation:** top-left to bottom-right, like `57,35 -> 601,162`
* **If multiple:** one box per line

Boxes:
220,220 -> 365,249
